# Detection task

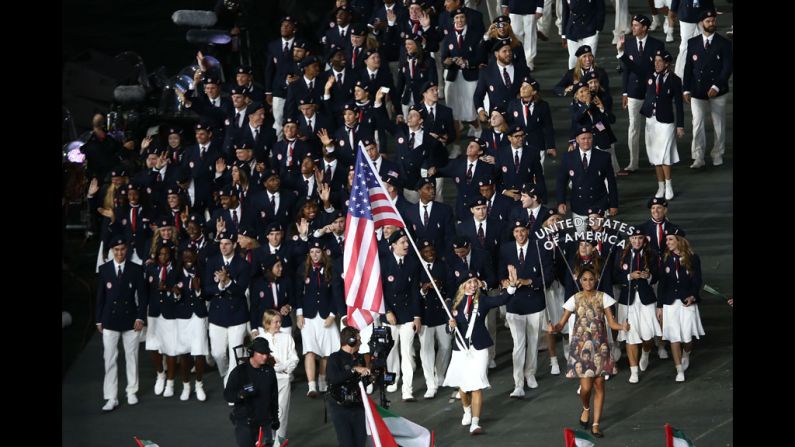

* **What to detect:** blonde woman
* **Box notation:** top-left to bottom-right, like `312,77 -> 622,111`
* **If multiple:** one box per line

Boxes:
257,310 -> 299,445
443,266 -> 519,435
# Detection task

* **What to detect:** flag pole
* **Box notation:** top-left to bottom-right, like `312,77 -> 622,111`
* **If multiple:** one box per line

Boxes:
356,142 -> 468,349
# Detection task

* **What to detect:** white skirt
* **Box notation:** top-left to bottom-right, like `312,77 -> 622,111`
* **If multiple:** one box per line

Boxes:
545,280 -> 567,334
157,318 -> 181,356
300,315 -> 340,357
443,73 -> 477,122
177,315 -> 210,356
443,347 -> 490,392
645,116 -> 680,165
145,316 -> 161,351
662,300 -> 705,343
616,294 -> 662,344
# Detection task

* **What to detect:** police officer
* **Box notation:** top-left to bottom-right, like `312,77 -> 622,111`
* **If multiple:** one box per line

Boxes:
224,337 -> 280,447
326,326 -> 369,447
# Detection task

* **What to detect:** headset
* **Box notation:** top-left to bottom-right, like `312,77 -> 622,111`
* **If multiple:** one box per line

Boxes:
341,326 -> 359,347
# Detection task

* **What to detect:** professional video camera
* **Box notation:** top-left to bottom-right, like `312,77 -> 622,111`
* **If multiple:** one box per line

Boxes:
367,326 -> 396,408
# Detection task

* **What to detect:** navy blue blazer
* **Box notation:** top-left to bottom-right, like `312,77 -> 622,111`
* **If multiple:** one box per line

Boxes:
510,205 -> 551,240
474,61 -> 530,113
440,27 -> 482,83
404,200 -> 456,256
144,263 -> 178,318
270,138 -> 317,178
556,148 -> 618,215
501,0 -> 543,14
498,242 -> 551,315
613,248 -> 659,306
250,276 -> 294,330
456,217 -> 505,257
495,144 -> 546,200
395,55 -> 438,106
619,36 -> 666,99
419,259 -> 451,327
506,98 -> 556,152
294,261 -> 344,319
657,253 -> 702,306
265,39 -> 296,98
331,122 -> 376,166
284,76 -> 327,123
638,218 -> 681,257
379,253 -> 421,325
435,158 -> 495,219
640,71 -> 685,127
297,110 -> 334,152
561,0 -> 605,41
437,6 -> 485,41
370,3 -> 408,62
203,254 -> 251,327
683,33 -> 733,99
322,68 -> 358,122
172,266 -> 208,319
373,106 -> 442,189
671,0 -> 715,23
96,260 -> 146,331
421,102 -> 456,146
478,38 -> 529,72
479,128 -> 511,158
446,247 -> 498,295
449,290 -> 512,351
570,100 -> 617,148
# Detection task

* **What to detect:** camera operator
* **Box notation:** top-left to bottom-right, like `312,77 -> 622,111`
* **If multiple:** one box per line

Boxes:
224,337 -> 280,447
326,326 -> 370,447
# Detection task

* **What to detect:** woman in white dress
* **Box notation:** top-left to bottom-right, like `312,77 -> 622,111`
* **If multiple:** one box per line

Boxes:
258,310 -> 299,446
657,227 -> 704,382
443,268 -> 518,435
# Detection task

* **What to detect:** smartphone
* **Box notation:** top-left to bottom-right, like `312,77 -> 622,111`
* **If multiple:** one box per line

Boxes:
380,86 -> 390,94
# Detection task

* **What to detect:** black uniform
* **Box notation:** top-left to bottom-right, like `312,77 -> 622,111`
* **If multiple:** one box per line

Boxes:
326,349 -> 368,447
224,360 -> 280,447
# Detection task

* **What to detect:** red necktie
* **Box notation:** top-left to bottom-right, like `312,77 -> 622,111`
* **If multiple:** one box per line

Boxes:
486,199 -> 492,217
524,102 -> 530,125
160,265 -> 167,284
174,211 -> 180,230
130,207 -> 137,233
412,20 -> 419,34
465,295 -> 473,317
657,223 -> 664,251
598,240 -> 603,254
410,58 -> 416,79
288,141 -> 294,166
246,251 -> 252,263
352,47 -> 358,66
656,74 -> 662,95
493,134 -> 498,151
358,110 -> 363,123
635,251 -> 641,270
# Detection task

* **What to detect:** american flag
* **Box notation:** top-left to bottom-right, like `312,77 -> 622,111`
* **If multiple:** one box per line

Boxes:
343,142 -> 405,329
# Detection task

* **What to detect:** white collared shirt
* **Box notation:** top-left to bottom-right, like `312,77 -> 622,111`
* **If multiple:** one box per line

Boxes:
407,128 -> 424,148
516,241 -> 529,259
578,148 -> 591,165
419,200 -> 434,225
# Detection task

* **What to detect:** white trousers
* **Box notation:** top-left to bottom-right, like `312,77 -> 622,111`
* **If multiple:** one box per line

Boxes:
510,14 -> 540,66
538,0 -> 561,36
674,21 -> 703,78
209,322 -> 249,387
485,0 -> 503,23
386,322 -> 418,395
690,95 -> 728,162
102,329 -> 141,400
612,0 -> 631,40
506,311 -> 543,388
626,97 -> 645,170
567,33 -> 599,69
275,376 -> 291,440
418,324 -> 452,389
272,96 -> 286,142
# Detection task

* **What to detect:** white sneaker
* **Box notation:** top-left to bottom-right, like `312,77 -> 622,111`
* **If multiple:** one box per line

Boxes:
366,384 -> 374,394
665,183 -> 675,201
102,399 -> 119,412
318,376 -> 328,392
488,359 -> 497,369
682,353 -> 690,371
639,352 -> 650,371
509,387 -> 525,398
127,393 -> 138,405
675,371 -> 685,382
180,382 -> 191,401
689,159 -> 705,169
526,376 -> 538,389
655,183 -> 665,198
163,380 -> 175,398
307,381 -> 319,398
650,16 -> 661,31
154,371 -> 166,395
469,423 -> 483,434
195,381 -> 207,401
402,393 -> 416,402
461,408 -> 472,425
666,33 -> 675,43
386,384 -> 398,393
629,372 -> 639,383
423,388 -> 437,399
712,156 -> 724,166
658,346 -> 669,359
550,361 -> 561,375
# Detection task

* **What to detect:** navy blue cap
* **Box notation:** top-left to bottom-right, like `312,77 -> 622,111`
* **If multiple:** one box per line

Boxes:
262,254 -> 284,271
110,168 -> 128,177
647,197 -> 668,208
383,175 -> 403,188
632,14 -> 651,27
217,231 -> 237,242
493,15 -> 510,25
521,183 -> 539,196
266,222 -> 284,234
353,80 -> 371,93
293,38 -> 309,49
629,227 -> 646,237
308,238 -> 324,249
220,186 -> 236,197
418,238 -> 434,249
582,71 -> 599,83
299,55 -> 320,69
251,337 -> 271,354
298,95 -> 316,106
187,213 -> 205,225
280,15 -> 298,25
165,184 -> 181,196
699,9 -> 717,21
574,45 -> 593,57
167,127 -> 183,135
201,75 -> 220,85
238,225 -> 256,238
283,116 -> 299,126
334,5 -> 353,14
408,104 -> 427,119
451,235 -> 471,249
510,219 -> 529,230
587,208 -> 605,217
415,177 -> 435,189
364,48 -> 379,59
542,208 -> 560,221
350,23 -> 367,36
519,76 -> 540,91
471,137 -> 488,153
509,125 -> 525,135
245,102 -> 265,116
388,229 -> 407,245
235,65 -> 253,75
421,80 -> 438,93
574,126 -> 593,137
194,122 -> 213,132
342,102 -> 359,113
230,85 -> 248,96
664,227 -> 686,238
492,39 -> 511,52
157,216 -> 173,228
655,49 -> 673,62
490,104 -> 506,116
126,183 -> 141,192
109,237 -> 127,248
451,8 -> 466,17
477,177 -> 495,187
468,196 -> 488,208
